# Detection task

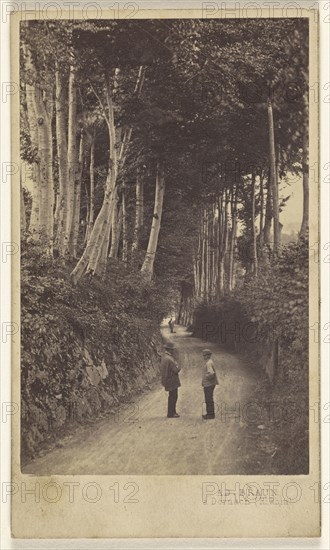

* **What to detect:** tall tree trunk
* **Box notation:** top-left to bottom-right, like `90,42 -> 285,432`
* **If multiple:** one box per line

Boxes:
205,208 -> 210,302
177,290 -> 184,324
23,46 -> 40,237
141,161 -> 165,281
54,63 -> 68,250
24,44 -> 54,252
259,172 -> 264,250
211,204 -> 216,299
20,183 -> 27,232
109,195 -> 122,259
85,128 -> 96,243
63,65 -> 77,257
122,189 -> 128,263
221,190 -> 229,293
69,128 -> 84,258
212,202 -> 218,296
263,172 -> 272,245
251,172 -> 258,275
132,171 -> 144,253
28,168 -> 40,236
201,209 -> 207,299
96,206 -> 113,278
193,231 -> 201,299
299,123 -> 309,238
268,97 -> 280,254
88,169 -> 118,274
198,223 -> 202,299
34,82 -> 54,253
193,254 -> 199,299
217,193 -> 224,298
228,185 -> 237,291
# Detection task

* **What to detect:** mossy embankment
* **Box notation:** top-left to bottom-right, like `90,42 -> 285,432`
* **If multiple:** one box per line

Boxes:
21,242 -> 170,463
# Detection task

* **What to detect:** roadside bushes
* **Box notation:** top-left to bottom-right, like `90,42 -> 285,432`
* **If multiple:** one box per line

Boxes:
194,238 -> 308,369
192,237 -> 309,473
21,240 -> 169,462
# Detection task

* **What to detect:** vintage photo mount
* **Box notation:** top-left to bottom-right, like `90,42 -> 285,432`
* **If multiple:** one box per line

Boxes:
9,3 -> 323,540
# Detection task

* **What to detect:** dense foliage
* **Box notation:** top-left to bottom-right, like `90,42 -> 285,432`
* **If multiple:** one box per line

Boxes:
193,237 -> 309,472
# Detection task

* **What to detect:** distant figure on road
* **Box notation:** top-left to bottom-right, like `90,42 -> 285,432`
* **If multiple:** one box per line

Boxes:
161,341 -> 181,418
168,318 -> 176,333
201,349 -> 219,420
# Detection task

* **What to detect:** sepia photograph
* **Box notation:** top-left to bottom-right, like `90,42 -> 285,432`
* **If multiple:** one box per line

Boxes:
19,15 -> 311,476
8,4 -> 322,539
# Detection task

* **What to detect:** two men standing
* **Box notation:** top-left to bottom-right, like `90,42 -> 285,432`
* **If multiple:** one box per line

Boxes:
161,342 -> 219,420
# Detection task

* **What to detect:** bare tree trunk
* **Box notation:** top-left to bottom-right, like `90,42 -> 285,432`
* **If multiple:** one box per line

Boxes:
177,291 -> 184,324
210,204 -> 216,299
23,46 -> 40,237
263,173 -> 272,245
251,172 -> 258,275
28,168 -> 40,236
299,123 -> 309,238
221,190 -> 229,293
198,225 -> 202,299
217,193 -> 224,298
115,204 -> 123,259
268,97 -> 280,254
109,194 -> 122,259
208,209 -> 212,300
69,128 -> 84,258
259,172 -> 264,250
193,230 -> 201,299
34,82 -> 54,253
24,119 -> 39,235
212,202 -> 218,296
193,254 -> 198,299
122,189 -> 128,263
141,161 -> 165,281
183,304 -> 188,327
201,209 -> 207,299
205,208 -> 210,302
109,195 -> 119,259
132,171 -> 144,252
228,185 -> 237,291
85,128 -> 96,243
54,63 -> 68,249
24,44 -> 54,251
213,204 -> 220,298
211,204 -> 217,299
21,183 -> 27,232
96,206 -> 113,277
88,170 -> 118,273
63,65 -> 77,257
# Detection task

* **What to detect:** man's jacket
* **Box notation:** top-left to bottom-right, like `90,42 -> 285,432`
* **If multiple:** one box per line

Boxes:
202,358 -> 219,387
161,351 -> 181,391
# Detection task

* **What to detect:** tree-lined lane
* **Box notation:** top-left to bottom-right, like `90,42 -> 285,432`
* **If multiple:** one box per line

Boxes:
23,326 -> 259,475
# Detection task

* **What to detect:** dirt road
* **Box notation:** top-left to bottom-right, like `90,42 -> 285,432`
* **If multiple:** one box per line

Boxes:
23,325 -> 265,475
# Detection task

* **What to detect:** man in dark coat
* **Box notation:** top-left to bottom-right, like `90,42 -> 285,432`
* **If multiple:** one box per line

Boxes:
161,341 -> 181,418
168,318 -> 175,333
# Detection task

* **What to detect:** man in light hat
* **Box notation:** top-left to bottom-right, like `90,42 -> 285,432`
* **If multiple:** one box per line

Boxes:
201,349 -> 219,419
161,341 -> 181,418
